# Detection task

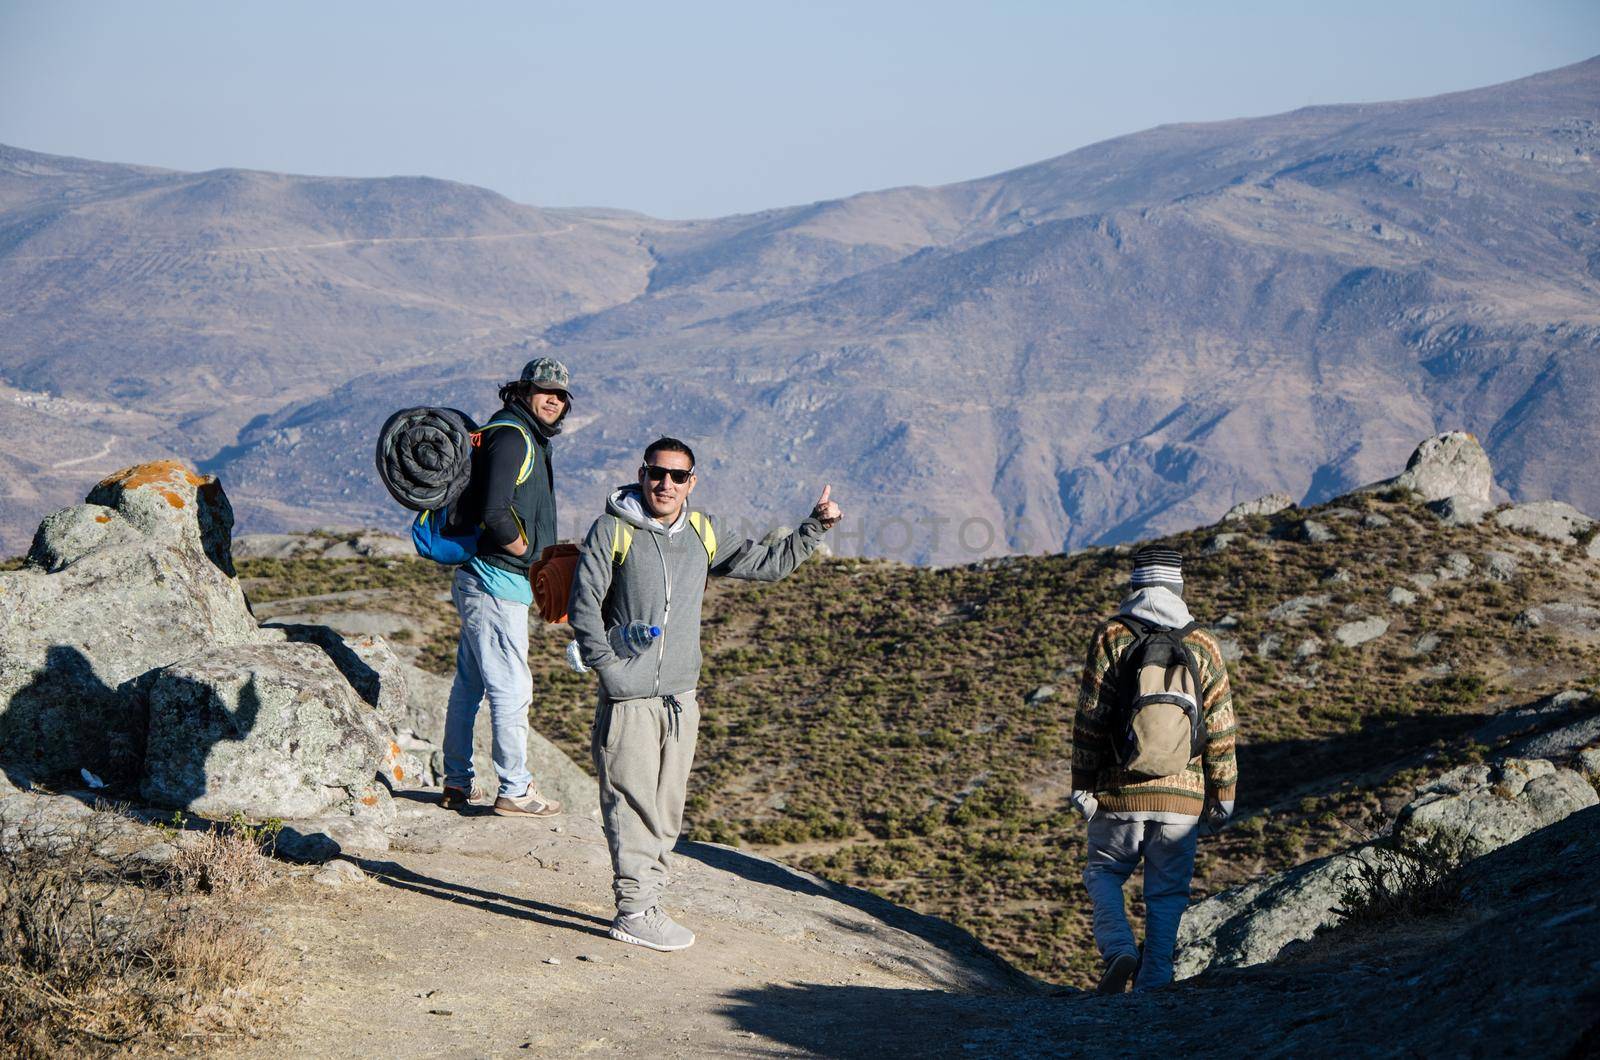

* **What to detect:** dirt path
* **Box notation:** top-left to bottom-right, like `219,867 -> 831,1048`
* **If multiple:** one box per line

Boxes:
236,798 -> 1038,1058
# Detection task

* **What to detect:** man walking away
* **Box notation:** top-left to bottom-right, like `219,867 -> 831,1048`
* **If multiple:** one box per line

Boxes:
1068,546 -> 1237,993
567,437 -> 842,951
440,358 -> 571,818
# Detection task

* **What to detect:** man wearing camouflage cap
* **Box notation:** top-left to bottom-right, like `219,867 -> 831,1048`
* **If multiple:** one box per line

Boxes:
440,357 -> 572,817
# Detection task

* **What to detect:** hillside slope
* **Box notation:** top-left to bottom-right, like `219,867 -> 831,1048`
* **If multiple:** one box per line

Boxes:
238,458 -> 1600,986
3,60 -> 1598,557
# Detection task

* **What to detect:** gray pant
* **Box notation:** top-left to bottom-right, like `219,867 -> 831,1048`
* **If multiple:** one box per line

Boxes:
1082,816 -> 1200,990
443,567 -> 532,798
591,690 -> 699,915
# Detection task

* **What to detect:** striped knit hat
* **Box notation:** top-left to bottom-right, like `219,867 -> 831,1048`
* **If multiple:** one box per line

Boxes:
1130,546 -> 1183,591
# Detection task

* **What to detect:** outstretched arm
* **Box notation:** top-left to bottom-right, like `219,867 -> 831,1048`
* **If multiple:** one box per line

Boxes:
710,484 -> 841,583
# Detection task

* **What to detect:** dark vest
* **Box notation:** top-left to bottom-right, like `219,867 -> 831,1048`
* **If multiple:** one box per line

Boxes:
468,402 -> 557,575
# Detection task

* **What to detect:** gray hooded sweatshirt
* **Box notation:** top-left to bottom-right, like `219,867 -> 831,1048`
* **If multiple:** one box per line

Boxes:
567,485 -> 826,702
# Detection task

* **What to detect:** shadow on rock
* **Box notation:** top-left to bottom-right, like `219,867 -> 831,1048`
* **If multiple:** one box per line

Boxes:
1241,709 -> 1485,808
717,984 -> 1026,1059
352,857 -> 612,938
678,840 -> 1040,994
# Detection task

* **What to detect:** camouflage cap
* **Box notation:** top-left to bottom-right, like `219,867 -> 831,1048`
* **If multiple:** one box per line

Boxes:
519,357 -> 572,400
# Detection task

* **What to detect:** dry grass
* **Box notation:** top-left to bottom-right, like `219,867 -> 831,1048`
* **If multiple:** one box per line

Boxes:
0,811 -> 281,1058
1334,833 -> 1466,927
165,812 -> 282,898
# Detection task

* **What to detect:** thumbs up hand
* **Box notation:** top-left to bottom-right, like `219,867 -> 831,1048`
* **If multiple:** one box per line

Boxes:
811,484 -> 842,530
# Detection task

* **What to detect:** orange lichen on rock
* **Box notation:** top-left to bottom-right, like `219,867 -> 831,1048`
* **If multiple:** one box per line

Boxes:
160,490 -> 186,509
96,460 -> 210,492
394,765 -> 406,781
94,513 -> 111,524
360,793 -> 379,807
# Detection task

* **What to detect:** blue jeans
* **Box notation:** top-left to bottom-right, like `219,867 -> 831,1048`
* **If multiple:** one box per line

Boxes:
443,567 -> 532,798
1082,816 -> 1199,990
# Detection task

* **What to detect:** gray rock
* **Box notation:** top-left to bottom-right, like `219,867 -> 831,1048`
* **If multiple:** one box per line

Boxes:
1410,571 -> 1439,590
1495,501 -> 1595,545
1472,690 -> 1591,745
1294,637 -> 1323,661
1334,617 -> 1389,647
1396,758 -> 1598,860
1175,845 -> 1389,978
235,531 -> 411,560
1207,533 -> 1242,553
1390,432 -> 1494,503
1222,493 -> 1294,522
1437,552 -> 1473,579
1515,602 -> 1600,638
1388,586 -> 1418,606
311,859 -> 367,887
1427,495 -> 1494,527
1509,706 -> 1600,761
1025,685 -> 1055,705
1214,638 -> 1243,663
1266,594 -> 1330,622
0,464 -> 260,780
266,624 -> 410,730
1580,748 -> 1600,775
1299,519 -> 1335,544
1177,755 -> 1596,981
1360,512 -> 1393,529
140,642 -> 391,820
1321,568 -> 1353,584
401,662 -> 599,819
1413,632 -> 1443,655
1255,634 -> 1283,658
1483,551 -> 1520,583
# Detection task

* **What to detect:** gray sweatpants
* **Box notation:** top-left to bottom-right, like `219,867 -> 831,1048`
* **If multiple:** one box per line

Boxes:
591,690 -> 700,915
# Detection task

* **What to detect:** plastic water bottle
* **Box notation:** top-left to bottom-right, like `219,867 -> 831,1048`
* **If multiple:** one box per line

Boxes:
565,622 -> 661,675
608,621 -> 661,659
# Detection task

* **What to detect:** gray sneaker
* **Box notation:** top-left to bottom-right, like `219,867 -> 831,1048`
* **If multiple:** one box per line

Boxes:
492,788 -> 561,818
609,907 -> 696,952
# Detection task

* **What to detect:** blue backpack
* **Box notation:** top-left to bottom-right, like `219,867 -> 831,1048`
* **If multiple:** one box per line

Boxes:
411,419 -> 534,565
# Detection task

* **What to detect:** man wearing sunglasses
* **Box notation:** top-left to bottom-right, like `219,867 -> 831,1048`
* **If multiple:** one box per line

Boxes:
567,437 -> 843,952
439,357 -> 571,819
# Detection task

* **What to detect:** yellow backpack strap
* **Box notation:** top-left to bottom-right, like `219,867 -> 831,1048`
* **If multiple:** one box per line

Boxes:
479,420 -> 535,486
611,517 -> 633,566
687,511 -> 716,565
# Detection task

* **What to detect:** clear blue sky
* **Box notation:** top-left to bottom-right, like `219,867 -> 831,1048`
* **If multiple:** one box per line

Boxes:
2,0 -> 1596,218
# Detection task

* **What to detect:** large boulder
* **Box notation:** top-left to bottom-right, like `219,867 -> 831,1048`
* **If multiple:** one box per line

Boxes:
0,463 -> 259,779
1388,432 -> 1493,503
1174,845 -> 1386,979
263,624 -> 410,731
1176,754 -> 1597,977
140,642 -> 391,820
1221,493 -> 1294,522
1493,500 -> 1594,545
1393,758 -> 1597,860
401,661 -> 599,818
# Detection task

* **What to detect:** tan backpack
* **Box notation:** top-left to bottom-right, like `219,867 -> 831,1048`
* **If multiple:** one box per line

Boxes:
1111,617 -> 1205,779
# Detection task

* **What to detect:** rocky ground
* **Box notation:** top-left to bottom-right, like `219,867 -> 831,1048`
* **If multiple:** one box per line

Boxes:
3,438 -> 1598,1055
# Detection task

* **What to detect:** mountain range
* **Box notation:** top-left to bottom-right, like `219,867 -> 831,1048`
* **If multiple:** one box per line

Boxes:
1,57 -> 1596,560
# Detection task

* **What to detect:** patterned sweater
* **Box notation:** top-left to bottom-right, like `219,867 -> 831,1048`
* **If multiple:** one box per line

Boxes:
1070,616 -> 1238,815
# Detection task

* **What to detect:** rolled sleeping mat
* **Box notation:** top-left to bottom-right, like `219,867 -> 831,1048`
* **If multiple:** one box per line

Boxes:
375,406 -> 478,512
531,543 -> 582,624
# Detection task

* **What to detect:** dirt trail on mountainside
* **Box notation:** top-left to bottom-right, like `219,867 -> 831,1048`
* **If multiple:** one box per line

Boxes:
234,796 -> 1038,1058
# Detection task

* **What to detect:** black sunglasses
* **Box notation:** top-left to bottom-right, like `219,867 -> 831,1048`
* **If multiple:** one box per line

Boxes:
641,464 -> 693,485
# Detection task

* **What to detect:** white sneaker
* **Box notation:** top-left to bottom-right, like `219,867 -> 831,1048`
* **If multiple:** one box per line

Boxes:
609,906 -> 696,952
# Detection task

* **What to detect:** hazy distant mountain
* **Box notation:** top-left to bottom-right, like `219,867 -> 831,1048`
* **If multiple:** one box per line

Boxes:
1,58 -> 1596,560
